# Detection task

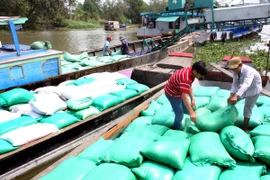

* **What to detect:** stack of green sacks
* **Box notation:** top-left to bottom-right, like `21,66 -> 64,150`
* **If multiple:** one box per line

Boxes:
41,88 -> 270,180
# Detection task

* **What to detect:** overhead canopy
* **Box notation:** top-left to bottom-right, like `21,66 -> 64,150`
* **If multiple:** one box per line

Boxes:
156,16 -> 179,22
0,16 -> 28,25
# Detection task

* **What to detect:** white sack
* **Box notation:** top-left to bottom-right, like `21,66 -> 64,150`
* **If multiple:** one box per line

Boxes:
0,110 -> 21,124
30,93 -> 67,115
0,123 -> 59,146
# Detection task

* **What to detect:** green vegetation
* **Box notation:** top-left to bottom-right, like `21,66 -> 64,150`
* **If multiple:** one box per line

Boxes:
191,39 -> 269,74
60,19 -> 103,29
0,0 -> 167,30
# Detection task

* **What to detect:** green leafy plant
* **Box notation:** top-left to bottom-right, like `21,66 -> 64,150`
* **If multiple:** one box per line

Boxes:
192,39 -> 270,74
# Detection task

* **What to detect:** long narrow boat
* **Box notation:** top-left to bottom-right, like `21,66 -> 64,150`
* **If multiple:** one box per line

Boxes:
0,31 -> 191,178
0,76 -> 168,179
32,59 -> 270,180
0,31 -> 191,92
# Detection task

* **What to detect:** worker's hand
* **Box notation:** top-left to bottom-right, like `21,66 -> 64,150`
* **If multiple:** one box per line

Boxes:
191,99 -> 196,110
228,95 -> 237,105
190,111 -> 196,123
109,51 -> 112,55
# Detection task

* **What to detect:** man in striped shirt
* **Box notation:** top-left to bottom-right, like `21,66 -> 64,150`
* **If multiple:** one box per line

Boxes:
165,61 -> 207,130
227,57 -> 262,133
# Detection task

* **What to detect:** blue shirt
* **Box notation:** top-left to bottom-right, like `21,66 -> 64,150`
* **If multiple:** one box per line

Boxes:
121,39 -> 129,55
103,41 -> 110,56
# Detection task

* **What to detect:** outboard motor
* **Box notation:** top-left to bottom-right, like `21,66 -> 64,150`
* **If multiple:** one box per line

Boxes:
228,31 -> 234,40
221,32 -> 227,43
209,31 -> 217,42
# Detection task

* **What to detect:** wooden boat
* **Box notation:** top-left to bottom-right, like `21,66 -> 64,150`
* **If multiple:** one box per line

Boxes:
0,31 -> 191,92
0,17 -> 62,91
0,77 -> 166,179
0,33 -> 192,179
32,60 -> 270,180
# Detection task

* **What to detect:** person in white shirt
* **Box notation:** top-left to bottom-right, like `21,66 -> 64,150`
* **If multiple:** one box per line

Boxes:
227,57 -> 262,133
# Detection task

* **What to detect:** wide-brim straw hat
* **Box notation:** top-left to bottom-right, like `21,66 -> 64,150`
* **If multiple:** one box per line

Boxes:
227,57 -> 242,69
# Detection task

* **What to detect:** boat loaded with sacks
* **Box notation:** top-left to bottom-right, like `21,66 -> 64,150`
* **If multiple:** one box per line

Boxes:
0,18 -> 191,92
0,70 -> 168,179
32,67 -> 270,180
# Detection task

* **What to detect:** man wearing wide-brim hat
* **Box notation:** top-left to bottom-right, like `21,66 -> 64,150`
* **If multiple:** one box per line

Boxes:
227,57 -> 262,133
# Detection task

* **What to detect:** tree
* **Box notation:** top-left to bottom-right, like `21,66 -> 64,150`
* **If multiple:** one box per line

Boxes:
123,0 -> 147,24
147,0 -> 167,12
83,0 -> 100,20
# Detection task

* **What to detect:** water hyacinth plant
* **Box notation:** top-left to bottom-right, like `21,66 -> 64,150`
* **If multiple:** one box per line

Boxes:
190,39 -> 269,74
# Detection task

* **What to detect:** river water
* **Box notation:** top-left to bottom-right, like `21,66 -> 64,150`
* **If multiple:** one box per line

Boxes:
0,28 -> 138,53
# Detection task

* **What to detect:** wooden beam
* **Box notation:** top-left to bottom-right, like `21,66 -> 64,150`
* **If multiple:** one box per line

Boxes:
31,89 -> 165,180
210,63 -> 233,78
210,63 -> 270,97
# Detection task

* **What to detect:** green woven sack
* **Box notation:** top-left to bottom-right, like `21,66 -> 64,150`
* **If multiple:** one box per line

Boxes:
256,95 -> 270,106
93,94 -> 123,111
0,116 -> 37,135
97,56 -> 114,63
0,139 -> 19,155
40,156 -> 96,180
141,100 -> 162,116
67,78 -> 96,86
83,59 -> 105,67
206,95 -> 228,111
40,112 -> 80,129
115,78 -> 138,85
123,116 -> 153,133
219,162 -> 266,180
126,84 -> 150,94
111,50 -> 122,56
235,103 -> 263,128
100,136 -> 152,167
216,89 -> 231,98
173,157 -> 222,180
0,88 -> 34,107
156,94 -> 169,104
194,86 -> 220,97
220,125 -> 255,162
250,125 -> 270,137
121,124 -> 169,141
196,105 -> 238,132
194,96 -> 210,110
66,97 -> 93,111
152,111 -> 175,128
82,163 -> 136,180
73,106 -> 100,120
252,136 -> 270,165
132,161 -> 175,180
141,137 -> 190,169
77,138 -> 114,164
160,129 -> 189,140
189,132 -> 236,168
258,106 -> 270,118
110,89 -> 138,101
30,41 -> 52,50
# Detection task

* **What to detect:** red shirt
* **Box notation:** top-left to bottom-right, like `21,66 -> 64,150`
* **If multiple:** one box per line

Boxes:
165,67 -> 195,98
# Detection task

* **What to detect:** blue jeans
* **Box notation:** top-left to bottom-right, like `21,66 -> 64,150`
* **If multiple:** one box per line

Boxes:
165,93 -> 188,130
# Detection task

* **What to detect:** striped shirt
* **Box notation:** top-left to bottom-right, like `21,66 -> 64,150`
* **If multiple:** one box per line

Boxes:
231,64 -> 262,98
165,67 -> 195,98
